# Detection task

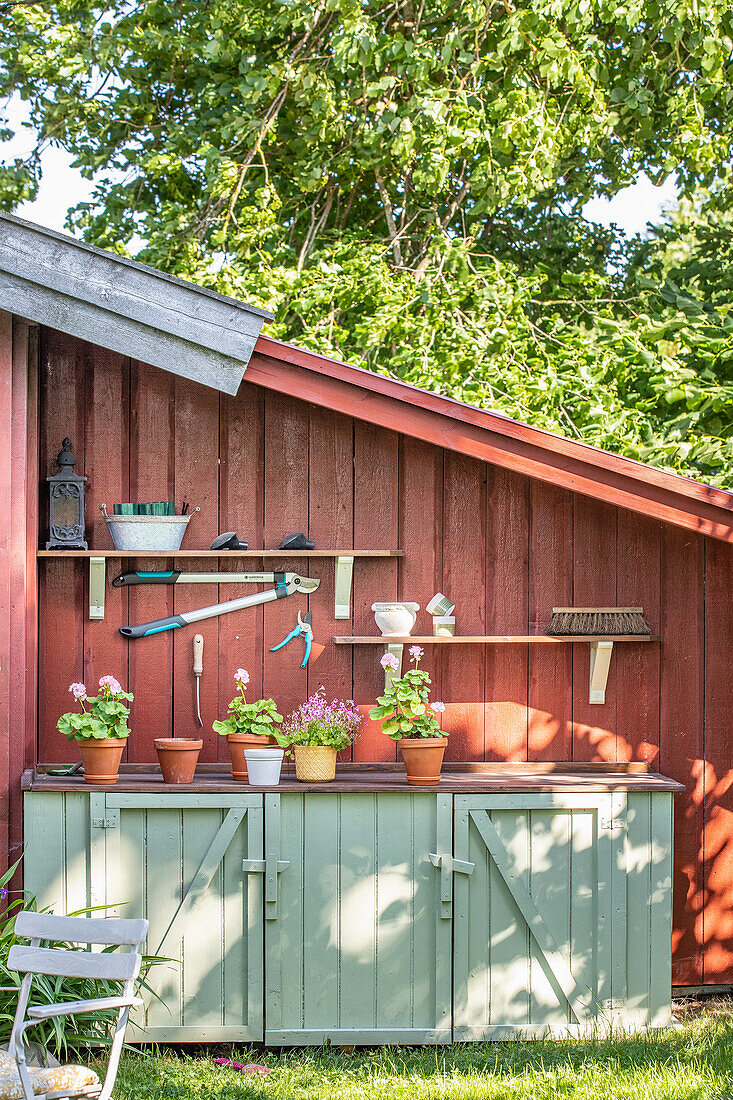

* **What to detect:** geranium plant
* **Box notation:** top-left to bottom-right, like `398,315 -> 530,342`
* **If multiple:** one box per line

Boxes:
369,646 -> 446,740
279,689 -> 363,754
57,677 -> 133,741
213,668 -> 283,739
57,673 -> 132,743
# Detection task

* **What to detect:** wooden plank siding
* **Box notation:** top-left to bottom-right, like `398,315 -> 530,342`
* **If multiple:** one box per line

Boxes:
31,324 -> 731,984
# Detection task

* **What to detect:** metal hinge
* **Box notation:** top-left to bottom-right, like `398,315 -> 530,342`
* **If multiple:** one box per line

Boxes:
600,817 -> 625,831
91,816 -> 117,829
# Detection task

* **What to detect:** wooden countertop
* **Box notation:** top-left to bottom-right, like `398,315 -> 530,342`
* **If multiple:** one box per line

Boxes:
22,762 -> 684,794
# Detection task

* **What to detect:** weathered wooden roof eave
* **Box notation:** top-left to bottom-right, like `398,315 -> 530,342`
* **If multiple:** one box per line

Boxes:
251,334 -> 733,545
0,212 -> 273,395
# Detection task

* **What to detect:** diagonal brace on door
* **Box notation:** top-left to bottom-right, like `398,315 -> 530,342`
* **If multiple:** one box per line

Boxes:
154,808 -> 247,956
468,810 -> 594,1024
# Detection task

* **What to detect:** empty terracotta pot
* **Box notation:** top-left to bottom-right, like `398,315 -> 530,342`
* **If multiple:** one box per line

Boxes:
226,732 -> 276,781
154,738 -> 203,784
398,736 -> 448,786
78,738 -> 127,785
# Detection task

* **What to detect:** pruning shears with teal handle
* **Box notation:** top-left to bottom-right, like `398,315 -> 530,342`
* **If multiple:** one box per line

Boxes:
270,611 -> 314,667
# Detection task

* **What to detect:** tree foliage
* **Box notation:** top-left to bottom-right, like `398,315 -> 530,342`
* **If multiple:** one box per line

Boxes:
1,0 -> 733,482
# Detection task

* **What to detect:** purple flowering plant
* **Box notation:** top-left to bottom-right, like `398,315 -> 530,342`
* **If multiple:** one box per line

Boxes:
278,688 -> 363,753
57,676 -> 133,742
213,668 -> 283,739
369,646 -> 446,740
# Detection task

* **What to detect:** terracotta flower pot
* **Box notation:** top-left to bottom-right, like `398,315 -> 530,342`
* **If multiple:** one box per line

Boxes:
154,738 -> 203,784
398,736 -> 448,786
293,746 -> 337,783
226,731 -> 276,781
78,738 -> 127,785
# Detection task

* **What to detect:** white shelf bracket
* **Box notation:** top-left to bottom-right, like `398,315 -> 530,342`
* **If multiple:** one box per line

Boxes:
89,557 -> 106,620
334,555 -> 354,619
384,642 -> 404,688
588,640 -> 614,704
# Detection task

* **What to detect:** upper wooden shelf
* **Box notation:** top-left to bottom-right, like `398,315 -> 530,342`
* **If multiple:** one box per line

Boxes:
38,549 -> 403,559
334,635 -> 661,644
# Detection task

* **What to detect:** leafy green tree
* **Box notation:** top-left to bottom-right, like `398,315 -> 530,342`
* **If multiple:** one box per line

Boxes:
1,0 -> 733,482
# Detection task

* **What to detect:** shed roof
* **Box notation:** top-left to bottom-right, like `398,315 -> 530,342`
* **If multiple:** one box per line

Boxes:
250,335 -> 733,544
0,212 -> 272,395
1,212 -> 731,543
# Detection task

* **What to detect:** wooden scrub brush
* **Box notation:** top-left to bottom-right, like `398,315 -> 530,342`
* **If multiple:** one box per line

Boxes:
546,607 -> 652,636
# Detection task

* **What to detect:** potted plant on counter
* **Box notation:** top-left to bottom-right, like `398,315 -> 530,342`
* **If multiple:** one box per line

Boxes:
213,669 -> 284,782
279,689 -> 363,783
369,646 -> 448,785
58,676 -> 132,785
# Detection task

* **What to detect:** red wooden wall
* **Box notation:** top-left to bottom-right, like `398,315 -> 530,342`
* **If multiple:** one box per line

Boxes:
28,326 -> 733,985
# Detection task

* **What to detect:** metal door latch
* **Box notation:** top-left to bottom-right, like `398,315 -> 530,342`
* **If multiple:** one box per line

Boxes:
429,853 -> 475,919
600,818 -> 625,831
242,859 -> 289,873
429,853 -> 475,875
91,817 -> 117,829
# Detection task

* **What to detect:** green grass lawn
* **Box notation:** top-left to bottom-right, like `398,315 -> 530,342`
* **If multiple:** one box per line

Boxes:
110,1000 -> 733,1100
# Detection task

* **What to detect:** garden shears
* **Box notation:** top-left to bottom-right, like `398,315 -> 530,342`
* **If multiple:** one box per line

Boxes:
118,573 -> 320,638
270,610 -> 318,667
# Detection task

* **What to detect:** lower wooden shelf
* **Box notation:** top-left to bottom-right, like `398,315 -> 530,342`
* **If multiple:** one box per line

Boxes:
333,635 -> 660,644
334,634 -> 661,706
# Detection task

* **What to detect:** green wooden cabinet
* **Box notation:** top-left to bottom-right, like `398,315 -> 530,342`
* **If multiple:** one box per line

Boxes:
264,792 -> 452,1045
23,785 -> 674,1044
453,791 -> 673,1038
24,791 -> 264,1042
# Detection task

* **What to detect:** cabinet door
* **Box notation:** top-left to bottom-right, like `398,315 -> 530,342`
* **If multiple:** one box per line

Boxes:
453,793 -> 628,1039
90,792 -> 264,1043
264,792 -> 453,1045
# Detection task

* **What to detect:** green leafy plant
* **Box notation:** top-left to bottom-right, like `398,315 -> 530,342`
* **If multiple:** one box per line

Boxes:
278,689 -> 363,754
56,677 -> 132,742
369,646 -> 446,740
212,668 -> 283,739
0,863 -> 163,1061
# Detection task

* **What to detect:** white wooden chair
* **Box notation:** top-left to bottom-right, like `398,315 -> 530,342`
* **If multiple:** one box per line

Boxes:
3,912 -> 149,1100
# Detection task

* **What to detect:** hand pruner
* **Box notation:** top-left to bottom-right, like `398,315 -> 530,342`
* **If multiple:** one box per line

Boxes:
270,611 -> 313,667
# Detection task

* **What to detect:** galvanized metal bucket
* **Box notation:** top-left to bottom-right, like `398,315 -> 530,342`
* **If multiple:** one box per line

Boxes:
101,506 -> 198,552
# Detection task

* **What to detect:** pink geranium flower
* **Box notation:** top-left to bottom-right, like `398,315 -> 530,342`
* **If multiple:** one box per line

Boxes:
409,645 -> 424,661
430,701 -> 446,713
68,682 -> 87,700
99,675 -> 123,695
234,668 -> 250,684
380,653 -> 400,671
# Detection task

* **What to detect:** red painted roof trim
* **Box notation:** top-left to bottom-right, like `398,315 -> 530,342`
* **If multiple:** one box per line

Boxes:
251,334 -> 733,544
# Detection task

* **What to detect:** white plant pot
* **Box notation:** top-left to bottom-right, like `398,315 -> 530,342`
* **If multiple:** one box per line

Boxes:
371,601 -> 420,637
243,747 -> 284,785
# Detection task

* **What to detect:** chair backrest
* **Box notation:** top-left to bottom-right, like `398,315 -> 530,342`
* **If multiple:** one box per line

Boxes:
8,912 -> 149,983
14,912 -> 148,947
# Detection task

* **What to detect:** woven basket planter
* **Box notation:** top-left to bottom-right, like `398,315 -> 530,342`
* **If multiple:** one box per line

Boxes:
293,746 -> 337,783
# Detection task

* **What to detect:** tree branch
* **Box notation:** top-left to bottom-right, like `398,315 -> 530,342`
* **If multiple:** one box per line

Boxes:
374,169 -> 403,265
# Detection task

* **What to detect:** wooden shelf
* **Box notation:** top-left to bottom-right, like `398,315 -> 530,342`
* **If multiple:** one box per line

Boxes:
37,550 -> 401,621
337,633 -> 661,707
334,635 -> 660,644
38,549 -> 403,559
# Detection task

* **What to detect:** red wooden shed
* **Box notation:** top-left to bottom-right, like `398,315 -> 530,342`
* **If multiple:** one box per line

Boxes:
1,212 -> 732,989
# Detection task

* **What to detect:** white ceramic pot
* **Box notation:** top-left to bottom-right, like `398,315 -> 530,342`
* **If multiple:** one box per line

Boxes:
371,601 -> 420,637
243,747 -> 284,785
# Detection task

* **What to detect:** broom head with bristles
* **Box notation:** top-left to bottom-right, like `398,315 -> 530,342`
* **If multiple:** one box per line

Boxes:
546,607 -> 652,636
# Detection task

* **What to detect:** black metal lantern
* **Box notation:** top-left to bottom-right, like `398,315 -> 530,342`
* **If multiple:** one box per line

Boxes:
46,438 -> 88,550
